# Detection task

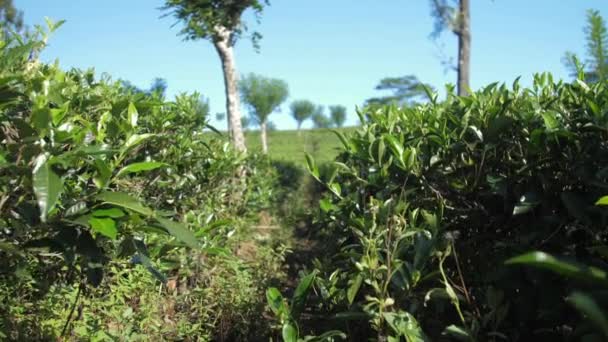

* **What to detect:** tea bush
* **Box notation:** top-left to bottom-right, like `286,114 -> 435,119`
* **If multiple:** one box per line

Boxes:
307,75 -> 608,340
0,22 -> 290,340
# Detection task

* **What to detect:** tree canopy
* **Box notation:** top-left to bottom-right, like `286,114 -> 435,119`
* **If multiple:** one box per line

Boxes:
563,9 -> 608,82
311,106 -> 331,128
162,0 -> 269,48
366,75 -> 432,106
329,105 -> 347,128
239,73 -> 289,124
290,99 -> 316,129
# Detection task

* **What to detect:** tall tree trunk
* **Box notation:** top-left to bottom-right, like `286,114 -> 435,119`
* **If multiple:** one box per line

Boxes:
260,121 -> 268,154
214,32 -> 247,152
457,0 -> 471,96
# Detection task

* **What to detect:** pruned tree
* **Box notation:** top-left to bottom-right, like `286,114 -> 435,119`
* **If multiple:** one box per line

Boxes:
366,75 -> 432,106
311,106 -> 331,129
563,9 -> 608,83
239,73 -> 289,153
329,105 -> 347,128
290,99 -> 315,131
162,0 -> 270,152
429,0 -> 471,96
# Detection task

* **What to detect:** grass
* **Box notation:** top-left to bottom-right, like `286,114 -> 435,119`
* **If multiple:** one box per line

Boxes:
243,127 -> 358,166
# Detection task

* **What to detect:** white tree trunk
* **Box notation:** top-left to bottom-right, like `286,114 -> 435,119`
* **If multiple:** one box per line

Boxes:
260,121 -> 268,154
214,30 -> 247,152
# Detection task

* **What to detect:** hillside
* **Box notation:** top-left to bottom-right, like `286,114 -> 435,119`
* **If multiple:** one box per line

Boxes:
243,127 -> 358,165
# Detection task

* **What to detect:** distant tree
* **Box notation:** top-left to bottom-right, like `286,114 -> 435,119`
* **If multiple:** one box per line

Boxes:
149,77 -> 168,99
290,99 -> 316,131
121,78 -> 169,99
329,105 -> 347,128
429,0 -> 471,96
239,73 -> 289,153
311,106 -> 331,129
0,0 -> 24,34
162,0 -> 271,152
563,9 -> 608,83
366,75 -> 432,106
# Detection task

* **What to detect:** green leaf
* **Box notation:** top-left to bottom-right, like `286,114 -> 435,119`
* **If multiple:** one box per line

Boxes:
347,274 -> 363,305
596,196 -> 608,206
32,107 -> 50,131
133,253 -> 167,284
319,198 -> 334,213
291,271 -> 317,319
156,217 -> 199,249
95,192 -> 153,217
443,325 -> 471,341
92,157 -> 112,189
332,130 -> 351,151
89,217 -> 117,240
123,133 -> 155,151
506,251 -> 608,285
384,134 -> 405,167
542,111 -> 560,131
404,147 -> 417,170
127,102 -> 138,128
305,153 -> 319,179
567,291 -> 608,338
92,208 -> 125,218
282,321 -> 298,342
382,311 -> 425,341
328,182 -> 342,198
116,162 -> 167,177
266,287 -> 286,316
32,154 -> 63,222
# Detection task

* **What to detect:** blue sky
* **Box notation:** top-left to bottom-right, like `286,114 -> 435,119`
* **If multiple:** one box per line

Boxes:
16,0 -> 608,129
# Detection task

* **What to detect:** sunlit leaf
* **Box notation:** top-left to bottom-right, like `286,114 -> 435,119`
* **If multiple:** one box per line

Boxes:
89,217 -> 117,240
32,154 -> 63,222
116,161 -> 167,177
92,208 -> 125,218
96,192 -> 153,217
282,321 -> 298,342
156,217 -> 199,249
127,102 -> 138,128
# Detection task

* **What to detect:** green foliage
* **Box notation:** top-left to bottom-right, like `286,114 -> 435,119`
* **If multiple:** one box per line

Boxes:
0,22 -> 294,340
161,0 -> 269,48
239,73 -> 289,125
291,99 -> 316,130
267,271 -> 346,342
303,74 -> 608,340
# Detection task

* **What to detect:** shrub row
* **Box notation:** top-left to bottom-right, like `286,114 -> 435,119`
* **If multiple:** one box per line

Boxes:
308,75 -> 608,341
